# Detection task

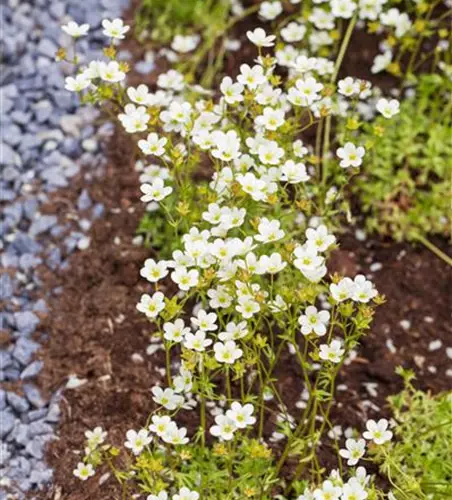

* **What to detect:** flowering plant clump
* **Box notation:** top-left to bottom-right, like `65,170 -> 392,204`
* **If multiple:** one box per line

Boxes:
59,7 -> 434,499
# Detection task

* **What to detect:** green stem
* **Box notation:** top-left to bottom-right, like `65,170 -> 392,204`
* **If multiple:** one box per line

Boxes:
413,234 -> 452,267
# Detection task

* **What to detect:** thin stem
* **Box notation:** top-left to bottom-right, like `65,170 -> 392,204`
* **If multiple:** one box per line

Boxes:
413,234 -> 452,267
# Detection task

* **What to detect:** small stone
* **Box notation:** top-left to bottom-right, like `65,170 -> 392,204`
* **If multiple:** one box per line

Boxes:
0,411 -> 15,438
29,215 -> 58,237
29,420 -> 54,437
21,360 -> 44,380
14,311 -> 40,336
428,340 -> 442,352
25,437 -> 45,459
37,38 -> 58,59
369,262 -> 382,272
77,236 -> 90,250
446,347 -> 452,359
12,337 -> 40,365
6,392 -> 30,413
23,384 -> 46,408
77,189 -> 91,211
399,320 -> 411,331
45,404 -> 60,423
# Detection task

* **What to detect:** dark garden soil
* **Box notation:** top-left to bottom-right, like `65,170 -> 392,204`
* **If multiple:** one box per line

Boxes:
33,5 -> 452,500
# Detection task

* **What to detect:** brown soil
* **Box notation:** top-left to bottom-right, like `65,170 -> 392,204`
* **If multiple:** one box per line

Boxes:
32,5 -> 452,500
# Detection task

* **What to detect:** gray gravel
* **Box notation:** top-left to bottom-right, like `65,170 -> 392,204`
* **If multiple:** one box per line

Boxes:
1,0 -> 130,497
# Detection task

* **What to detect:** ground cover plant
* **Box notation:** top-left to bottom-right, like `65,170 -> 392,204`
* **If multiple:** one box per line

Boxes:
350,73 -> 451,258
28,1 -> 452,499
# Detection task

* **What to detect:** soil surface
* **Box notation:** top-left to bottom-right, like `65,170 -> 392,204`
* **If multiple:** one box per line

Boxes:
33,5 -> 452,500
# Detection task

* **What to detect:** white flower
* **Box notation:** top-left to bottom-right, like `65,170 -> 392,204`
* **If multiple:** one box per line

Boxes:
376,98 -> 400,118
313,480 -> 342,500
140,178 -> 173,202
136,292 -> 165,319
184,330 -> 212,352
85,427 -> 107,449
330,277 -> 355,302
157,69 -> 185,91
118,104 -> 148,133
210,415 -> 237,441
299,306 -> 330,336
219,321 -> 248,341
259,253 -> 287,274
338,77 -> 360,97
124,429 -> 152,455
336,142 -> 365,168
236,296 -> 260,319
363,418 -> 392,444
331,0 -> 357,19
171,34 -> 200,53
98,61 -> 126,82
226,402 -> 256,428
214,340 -> 243,364
207,286 -> 233,309
281,22 -> 306,42
296,77 -> 324,105
163,319 -> 190,343
102,18 -> 130,39
65,75 -> 90,92
191,310 -> 218,332
247,28 -> 276,47
151,386 -> 184,410
140,258 -> 169,282
306,225 -> 336,252
162,424 -> 189,445
149,415 -> 173,437
339,438 -> 366,465
371,51 -> 392,74
255,218 -> 285,243
255,107 -> 285,131
173,487 -> 199,500
342,479 -> 368,500
220,76 -> 244,104
237,64 -> 267,90
211,130 -> 241,161
259,1 -> 283,20
147,492 -> 168,500
280,160 -> 310,184
293,244 -> 324,272
73,462 -> 95,480
138,133 -> 167,156
127,84 -> 151,105
173,367 -> 193,393
310,8 -> 335,30
258,140 -> 284,165
62,21 -> 90,38
352,274 -> 377,303
319,340 -> 345,363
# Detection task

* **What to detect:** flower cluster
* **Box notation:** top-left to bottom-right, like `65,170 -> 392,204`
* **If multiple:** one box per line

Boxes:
62,7 -> 410,498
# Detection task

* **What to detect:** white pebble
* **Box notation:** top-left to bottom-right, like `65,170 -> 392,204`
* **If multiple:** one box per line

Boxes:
77,236 -> 91,250
446,347 -> 452,359
428,340 -> 442,352
369,262 -> 383,272
399,319 -> 411,331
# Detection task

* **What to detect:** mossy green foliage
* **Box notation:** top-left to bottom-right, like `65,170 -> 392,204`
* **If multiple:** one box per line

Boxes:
377,370 -> 452,499
355,74 -> 452,241
135,0 -> 231,43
